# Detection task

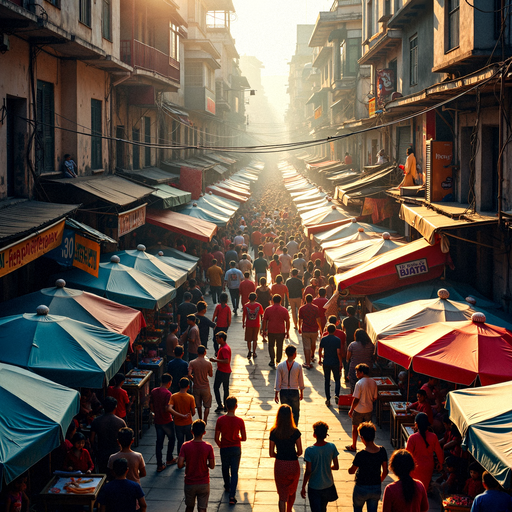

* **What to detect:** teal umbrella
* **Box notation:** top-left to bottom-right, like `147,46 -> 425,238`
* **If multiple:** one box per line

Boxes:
178,202 -> 231,226
108,245 -> 188,287
0,363 -> 80,487
0,305 -> 130,388
54,255 -> 176,309
148,245 -> 198,273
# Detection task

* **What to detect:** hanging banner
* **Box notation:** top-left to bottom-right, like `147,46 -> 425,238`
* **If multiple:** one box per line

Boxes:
377,68 -> 395,104
368,97 -> 376,117
73,234 -> 100,277
118,204 -> 147,237
0,220 -> 65,278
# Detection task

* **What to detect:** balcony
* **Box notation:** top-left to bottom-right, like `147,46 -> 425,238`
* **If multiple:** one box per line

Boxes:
121,39 -> 180,84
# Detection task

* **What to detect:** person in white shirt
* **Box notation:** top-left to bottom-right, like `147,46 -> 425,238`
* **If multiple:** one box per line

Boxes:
224,261 -> 244,316
238,254 -> 252,275
346,364 -> 377,452
274,345 -> 305,426
234,230 -> 245,247
279,247 -> 293,286
286,236 -> 299,257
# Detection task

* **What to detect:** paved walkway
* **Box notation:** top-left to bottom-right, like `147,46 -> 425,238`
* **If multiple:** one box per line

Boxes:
137,290 -> 441,512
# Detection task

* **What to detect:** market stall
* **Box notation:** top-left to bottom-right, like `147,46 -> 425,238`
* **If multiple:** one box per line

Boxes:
0,363 -> 80,488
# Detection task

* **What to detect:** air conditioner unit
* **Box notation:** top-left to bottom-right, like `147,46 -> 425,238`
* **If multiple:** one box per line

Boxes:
425,140 -> 453,202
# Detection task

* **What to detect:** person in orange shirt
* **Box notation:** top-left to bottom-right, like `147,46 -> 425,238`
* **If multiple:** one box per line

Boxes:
269,254 -> 282,284
169,377 -> 196,455
271,275 -> 289,305
239,272 -> 256,309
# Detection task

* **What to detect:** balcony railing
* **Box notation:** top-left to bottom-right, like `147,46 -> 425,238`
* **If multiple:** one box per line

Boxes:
121,39 -> 180,82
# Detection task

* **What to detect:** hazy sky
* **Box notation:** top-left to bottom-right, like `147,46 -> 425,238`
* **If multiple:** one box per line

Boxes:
231,0 -> 329,121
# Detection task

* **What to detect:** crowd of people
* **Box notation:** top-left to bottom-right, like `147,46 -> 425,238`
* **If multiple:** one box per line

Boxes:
12,164 -> 510,512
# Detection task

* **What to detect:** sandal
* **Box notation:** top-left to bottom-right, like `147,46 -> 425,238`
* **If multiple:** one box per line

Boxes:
229,497 -> 237,505
166,458 -> 177,466
345,445 -> 356,452
157,464 -> 166,472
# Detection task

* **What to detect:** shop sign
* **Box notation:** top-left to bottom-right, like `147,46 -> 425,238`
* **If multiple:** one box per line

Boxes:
0,220 -> 65,278
45,229 -> 100,277
118,204 -> 146,237
368,97 -> 376,117
377,69 -> 395,103
396,258 -> 429,279
73,234 -> 100,277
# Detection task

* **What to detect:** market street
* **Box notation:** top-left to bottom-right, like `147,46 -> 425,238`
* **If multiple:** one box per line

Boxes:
136,289 -> 441,512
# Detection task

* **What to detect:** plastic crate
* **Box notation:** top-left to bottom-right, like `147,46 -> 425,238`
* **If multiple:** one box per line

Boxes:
338,394 -> 353,408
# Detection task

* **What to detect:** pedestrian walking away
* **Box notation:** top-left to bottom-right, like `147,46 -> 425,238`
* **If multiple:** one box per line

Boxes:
347,329 -> 375,393
169,377 -> 196,455
299,294 -> 321,369
347,364 -> 378,452
286,269 -> 304,330
269,404 -> 302,512
224,261 -> 244,315
188,345 -> 213,424
212,293 -> 231,354
178,420 -> 215,512
301,421 -> 339,512
263,294 -> 290,367
318,323 -> 343,407
107,427 -> 146,483
242,292 -> 264,359
195,301 -> 216,351
215,396 -> 247,505
149,374 -> 178,472
348,422 -> 388,512
207,259 -> 224,304
210,331 -> 232,413
167,346 -> 189,394
274,345 -> 304,426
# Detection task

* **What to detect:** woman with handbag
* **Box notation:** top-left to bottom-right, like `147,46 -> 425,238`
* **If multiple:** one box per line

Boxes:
301,421 -> 339,512
269,405 -> 302,512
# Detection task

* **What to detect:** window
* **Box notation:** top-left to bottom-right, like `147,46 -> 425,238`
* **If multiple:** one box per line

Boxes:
367,0 -> 373,40
206,11 -> 229,29
342,38 -> 361,77
170,23 -> 180,62
447,0 -> 459,50
409,35 -> 418,86
36,80 -> 55,174
144,117 -> 151,167
186,62 -> 203,87
46,0 -> 61,7
79,0 -> 91,26
91,99 -> 102,169
102,0 -> 111,40
132,128 -> 140,170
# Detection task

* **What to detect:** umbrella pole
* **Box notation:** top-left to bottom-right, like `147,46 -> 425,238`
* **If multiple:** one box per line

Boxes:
407,370 -> 411,402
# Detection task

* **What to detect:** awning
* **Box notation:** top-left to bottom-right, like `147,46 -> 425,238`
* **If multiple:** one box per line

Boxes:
44,175 -> 154,206
150,184 -> 192,209
178,202 -> 232,226
117,167 -> 179,185
212,164 -> 229,174
146,209 -> 217,242
335,238 -> 451,296
206,185 -> 248,202
65,218 -> 117,244
399,204 -> 498,244
0,200 -> 79,244
335,165 -> 399,205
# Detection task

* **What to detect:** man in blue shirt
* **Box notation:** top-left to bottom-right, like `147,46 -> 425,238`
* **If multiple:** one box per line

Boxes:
318,324 -> 343,407
471,471 -> 512,512
97,458 -> 146,512
224,261 -> 244,316
167,346 -> 189,394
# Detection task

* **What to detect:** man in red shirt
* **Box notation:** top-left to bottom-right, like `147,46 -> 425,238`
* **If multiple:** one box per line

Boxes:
271,275 -> 289,305
178,420 -> 215,512
211,332 -> 232,413
242,292 -> 264,359
312,287 -> 329,333
299,294 -> 322,369
212,245 -> 225,270
263,237 -> 275,262
251,228 -> 262,252
214,396 -> 247,505
262,294 -> 290,368
239,272 -> 256,310
310,246 -> 325,265
108,373 -> 134,419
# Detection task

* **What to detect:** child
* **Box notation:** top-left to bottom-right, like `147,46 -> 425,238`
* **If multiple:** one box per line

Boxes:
107,427 -> 146,484
433,456 -> 463,495
463,462 -> 485,499
64,432 -> 94,473
107,373 -> 134,419
215,396 -> 247,505
301,421 -> 339,512
406,389 -> 434,424
96,458 -> 146,512
5,475 -> 29,512
178,420 -> 215,512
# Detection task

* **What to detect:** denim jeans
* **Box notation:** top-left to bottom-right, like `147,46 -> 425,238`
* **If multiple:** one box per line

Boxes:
352,484 -> 382,512
155,421 -> 175,466
228,288 -> 240,311
280,389 -> 300,426
214,370 -> 231,407
175,424 -> 192,455
323,364 -> 341,401
220,446 -> 241,497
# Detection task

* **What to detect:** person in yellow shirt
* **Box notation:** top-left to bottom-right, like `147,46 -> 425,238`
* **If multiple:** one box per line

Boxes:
207,259 -> 224,304
398,147 -> 417,188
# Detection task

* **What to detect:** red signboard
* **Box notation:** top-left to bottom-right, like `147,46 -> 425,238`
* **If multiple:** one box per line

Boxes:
180,167 -> 203,200
118,204 -> 147,237
207,97 -> 216,114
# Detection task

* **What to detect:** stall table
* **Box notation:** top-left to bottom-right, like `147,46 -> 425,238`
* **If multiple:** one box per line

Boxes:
40,475 -> 106,512
377,390 -> 403,427
123,369 -> 152,446
400,423 -> 415,448
372,376 -> 398,391
390,401 -> 413,447
138,358 -> 164,387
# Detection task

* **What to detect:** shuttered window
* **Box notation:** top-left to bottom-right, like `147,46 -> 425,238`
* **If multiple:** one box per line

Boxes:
36,80 -> 55,174
91,99 -> 103,170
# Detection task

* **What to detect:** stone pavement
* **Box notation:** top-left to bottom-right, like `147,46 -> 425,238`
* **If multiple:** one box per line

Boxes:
136,289 -> 442,512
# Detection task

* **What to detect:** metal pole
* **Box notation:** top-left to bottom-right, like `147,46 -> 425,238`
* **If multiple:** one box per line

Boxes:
498,0 -> 505,224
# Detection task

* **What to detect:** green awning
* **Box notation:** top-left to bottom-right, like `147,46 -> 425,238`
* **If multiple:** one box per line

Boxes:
151,185 -> 192,209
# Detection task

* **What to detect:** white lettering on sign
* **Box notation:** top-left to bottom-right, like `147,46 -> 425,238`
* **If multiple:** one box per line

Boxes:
435,153 -> 452,160
395,258 -> 429,279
